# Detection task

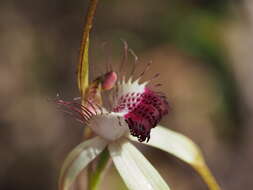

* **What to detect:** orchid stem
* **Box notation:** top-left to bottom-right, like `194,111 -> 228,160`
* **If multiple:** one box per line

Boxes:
88,149 -> 111,190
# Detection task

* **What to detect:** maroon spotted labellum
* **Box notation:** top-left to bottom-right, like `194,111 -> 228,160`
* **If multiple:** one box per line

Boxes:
114,88 -> 168,142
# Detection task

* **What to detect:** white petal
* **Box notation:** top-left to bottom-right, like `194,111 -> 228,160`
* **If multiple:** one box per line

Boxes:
108,139 -> 170,190
89,112 -> 129,141
130,125 -> 201,163
59,136 -> 107,190
128,126 -> 221,190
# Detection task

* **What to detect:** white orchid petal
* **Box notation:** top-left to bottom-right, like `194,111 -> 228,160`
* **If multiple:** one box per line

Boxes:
108,139 -> 170,190
128,125 -> 221,190
59,136 -> 107,190
136,126 -> 201,163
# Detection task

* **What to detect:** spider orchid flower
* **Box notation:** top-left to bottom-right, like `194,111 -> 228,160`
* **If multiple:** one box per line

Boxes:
57,46 -> 221,190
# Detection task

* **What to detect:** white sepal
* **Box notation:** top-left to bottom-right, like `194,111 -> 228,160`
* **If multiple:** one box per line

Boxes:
108,138 -> 170,190
59,136 -> 107,190
129,125 -> 202,164
129,125 -> 221,190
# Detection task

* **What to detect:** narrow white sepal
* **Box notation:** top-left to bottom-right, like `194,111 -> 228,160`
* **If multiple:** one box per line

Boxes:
128,125 -> 202,164
128,126 -> 221,190
59,136 -> 107,190
108,139 -> 170,190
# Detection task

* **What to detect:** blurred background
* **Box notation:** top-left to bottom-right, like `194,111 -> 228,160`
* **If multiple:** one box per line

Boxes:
1,0 -> 253,189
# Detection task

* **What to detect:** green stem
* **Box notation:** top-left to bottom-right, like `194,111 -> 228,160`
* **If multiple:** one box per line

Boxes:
88,149 -> 111,190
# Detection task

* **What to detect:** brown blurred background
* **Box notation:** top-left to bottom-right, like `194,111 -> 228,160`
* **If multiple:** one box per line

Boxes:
1,0 -> 253,189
